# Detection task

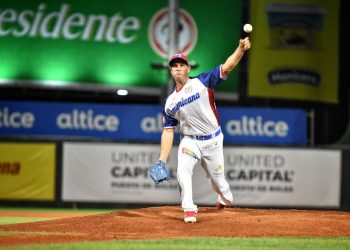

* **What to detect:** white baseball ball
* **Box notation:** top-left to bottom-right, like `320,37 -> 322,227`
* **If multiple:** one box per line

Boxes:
243,23 -> 253,33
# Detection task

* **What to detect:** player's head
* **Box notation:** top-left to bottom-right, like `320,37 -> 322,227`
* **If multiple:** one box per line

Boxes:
169,54 -> 189,67
168,54 -> 191,82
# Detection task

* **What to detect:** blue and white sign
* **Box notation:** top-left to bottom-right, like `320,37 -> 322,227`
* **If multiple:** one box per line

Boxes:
0,101 -> 307,145
218,107 -> 307,145
0,101 -> 164,140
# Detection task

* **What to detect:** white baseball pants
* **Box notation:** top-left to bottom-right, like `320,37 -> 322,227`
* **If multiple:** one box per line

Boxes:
177,132 -> 233,212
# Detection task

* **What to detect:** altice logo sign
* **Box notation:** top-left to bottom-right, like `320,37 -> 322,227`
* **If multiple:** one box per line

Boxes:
226,116 -> 289,137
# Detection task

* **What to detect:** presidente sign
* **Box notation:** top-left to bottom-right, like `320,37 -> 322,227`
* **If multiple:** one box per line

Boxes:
0,0 -> 241,92
0,101 -> 307,145
0,3 -> 141,43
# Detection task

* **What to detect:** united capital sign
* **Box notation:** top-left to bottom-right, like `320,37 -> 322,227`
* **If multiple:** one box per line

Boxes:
0,0 -> 242,92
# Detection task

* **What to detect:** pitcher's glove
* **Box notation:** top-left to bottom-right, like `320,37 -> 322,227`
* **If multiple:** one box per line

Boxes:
149,160 -> 170,184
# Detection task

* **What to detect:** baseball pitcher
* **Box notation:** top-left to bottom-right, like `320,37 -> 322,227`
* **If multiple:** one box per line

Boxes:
150,37 -> 251,223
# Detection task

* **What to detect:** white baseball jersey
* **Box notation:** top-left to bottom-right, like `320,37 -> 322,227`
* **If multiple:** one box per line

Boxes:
163,65 -> 226,136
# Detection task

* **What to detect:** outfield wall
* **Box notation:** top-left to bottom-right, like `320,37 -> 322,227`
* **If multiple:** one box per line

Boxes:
0,140 -> 349,211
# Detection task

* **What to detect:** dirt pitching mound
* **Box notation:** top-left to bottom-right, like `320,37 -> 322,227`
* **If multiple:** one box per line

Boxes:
1,206 -> 350,247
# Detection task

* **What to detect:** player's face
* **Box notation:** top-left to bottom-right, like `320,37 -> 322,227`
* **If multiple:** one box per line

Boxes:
170,63 -> 190,81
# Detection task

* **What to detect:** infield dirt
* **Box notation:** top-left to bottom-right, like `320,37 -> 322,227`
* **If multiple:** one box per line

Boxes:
1,206 -> 350,247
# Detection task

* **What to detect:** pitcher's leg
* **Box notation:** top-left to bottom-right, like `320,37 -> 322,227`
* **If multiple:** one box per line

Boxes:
177,138 -> 201,212
201,159 -> 233,206
201,137 -> 233,206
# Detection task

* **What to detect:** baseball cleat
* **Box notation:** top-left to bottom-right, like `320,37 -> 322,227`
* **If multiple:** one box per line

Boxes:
216,200 -> 227,211
184,211 -> 197,223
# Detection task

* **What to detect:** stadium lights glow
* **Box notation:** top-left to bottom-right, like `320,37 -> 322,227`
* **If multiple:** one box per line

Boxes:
0,78 -> 69,86
117,89 -> 128,96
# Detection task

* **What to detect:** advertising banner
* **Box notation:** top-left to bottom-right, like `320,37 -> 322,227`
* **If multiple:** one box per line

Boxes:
62,142 -> 341,208
224,147 -> 341,207
0,100 -> 164,140
62,142 -> 181,203
248,0 -> 339,103
0,142 -> 56,200
0,0 -> 241,93
219,107 -> 307,145
0,101 -> 307,145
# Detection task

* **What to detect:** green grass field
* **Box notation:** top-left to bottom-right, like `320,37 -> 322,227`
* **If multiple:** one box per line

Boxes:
0,207 -> 114,214
0,207 -> 115,225
1,237 -> 350,250
0,208 -> 350,250
0,217 -> 52,225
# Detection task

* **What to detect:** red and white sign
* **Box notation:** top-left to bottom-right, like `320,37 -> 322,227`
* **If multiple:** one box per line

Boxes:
148,8 -> 198,58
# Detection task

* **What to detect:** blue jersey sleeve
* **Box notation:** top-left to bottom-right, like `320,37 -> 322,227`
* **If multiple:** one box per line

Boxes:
162,111 -> 178,128
197,65 -> 226,89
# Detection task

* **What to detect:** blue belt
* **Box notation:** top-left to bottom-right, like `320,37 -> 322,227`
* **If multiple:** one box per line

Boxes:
192,128 -> 221,141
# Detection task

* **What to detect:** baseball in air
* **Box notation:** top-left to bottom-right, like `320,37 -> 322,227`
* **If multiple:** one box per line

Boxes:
243,23 -> 253,33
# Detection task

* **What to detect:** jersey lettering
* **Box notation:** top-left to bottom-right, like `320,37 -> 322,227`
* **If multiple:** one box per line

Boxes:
166,92 -> 200,116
